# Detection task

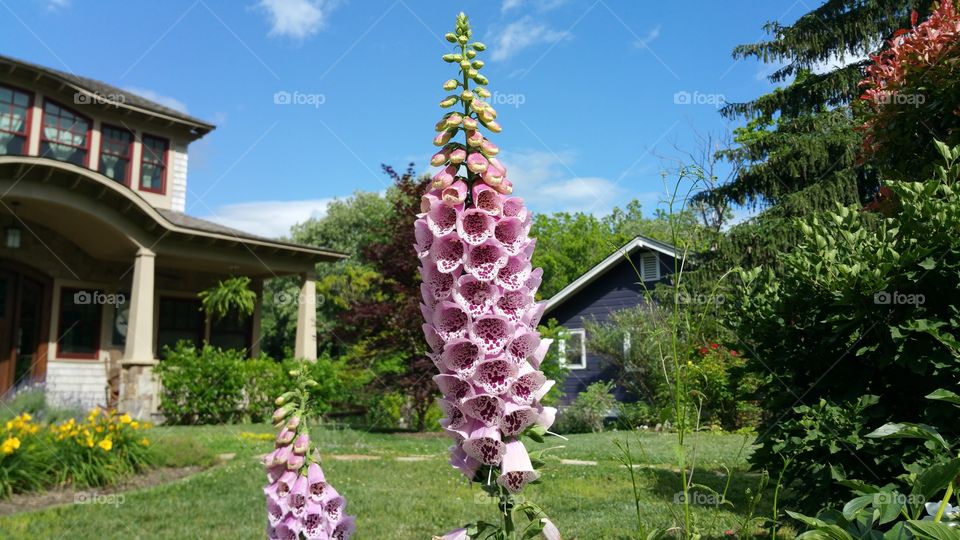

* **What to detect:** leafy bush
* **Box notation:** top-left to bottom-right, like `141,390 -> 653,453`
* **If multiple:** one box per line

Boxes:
156,342 -> 348,425
556,381 -> 618,434
731,145 -> 960,512
1,409 -> 155,496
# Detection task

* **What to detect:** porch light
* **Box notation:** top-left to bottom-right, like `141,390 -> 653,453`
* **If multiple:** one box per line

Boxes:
5,226 -> 20,249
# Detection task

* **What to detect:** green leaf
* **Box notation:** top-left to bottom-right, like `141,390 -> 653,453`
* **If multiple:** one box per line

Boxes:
914,459 -> 960,500
919,257 -> 937,270
842,494 -> 874,521
906,520 -> 960,540
926,389 -> 960,406
866,423 -> 950,450
883,522 -> 911,540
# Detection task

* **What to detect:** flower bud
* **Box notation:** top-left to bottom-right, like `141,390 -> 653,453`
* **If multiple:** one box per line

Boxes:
287,453 -> 305,471
435,119 -> 448,132
439,97 -> 457,108
442,54 -> 458,63
466,130 -> 484,148
459,59 -> 471,70
443,79 -> 458,91
293,433 -> 310,455
474,74 -> 489,86
466,49 -> 477,59
472,60 -> 484,69
467,69 -> 478,79
449,148 -> 467,164
433,129 -> 455,147
480,110 -> 495,124
475,88 -> 491,99
288,370 -> 301,377
432,165 -> 458,189
276,428 -> 295,445
444,33 -> 457,43
481,139 -> 499,157
444,113 -> 462,128
275,391 -> 296,406
467,153 -> 489,174
460,90 -> 474,102
496,178 -> 513,195
272,404 -> 295,424
457,35 -> 468,45
286,416 -> 301,430
483,119 -> 502,133
462,117 -> 478,130
472,42 -> 487,51
489,157 -> 507,176
442,180 -> 468,205
430,150 -> 449,167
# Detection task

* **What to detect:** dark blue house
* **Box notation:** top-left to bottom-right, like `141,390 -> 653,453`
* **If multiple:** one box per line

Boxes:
543,235 -> 678,404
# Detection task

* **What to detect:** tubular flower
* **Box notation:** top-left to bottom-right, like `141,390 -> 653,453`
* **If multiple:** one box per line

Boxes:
264,370 -> 354,539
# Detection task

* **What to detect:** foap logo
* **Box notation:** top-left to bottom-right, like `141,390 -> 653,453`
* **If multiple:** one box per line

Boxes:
877,92 -> 926,107
273,90 -> 326,108
674,491 -> 723,506
272,289 -> 325,307
678,292 -> 725,306
874,290 -> 925,306
73,290 -> 126,306
489,91 -> 526,109
74,91 -> 126,107
874,492 -> 925,505
673,90 -> 726,108
75,492 -> 125,507
474,491 -> 526,505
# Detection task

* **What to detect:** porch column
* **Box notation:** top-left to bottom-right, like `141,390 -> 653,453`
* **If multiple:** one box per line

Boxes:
293,271 -> 317,361
123,247 -> 156,363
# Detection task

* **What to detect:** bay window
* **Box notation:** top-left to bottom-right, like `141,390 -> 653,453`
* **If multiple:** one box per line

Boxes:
0,85 -> 31,156
41,100 -> 90,166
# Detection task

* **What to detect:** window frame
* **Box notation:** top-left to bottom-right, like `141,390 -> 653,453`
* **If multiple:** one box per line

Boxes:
0,83 -> 34,156
640,252 -> 661,282
98,124 -> 134,186
139,133 -> 169,194
40,98 -> 92,167
558,328 -> 587,370
56,287 -> 102,360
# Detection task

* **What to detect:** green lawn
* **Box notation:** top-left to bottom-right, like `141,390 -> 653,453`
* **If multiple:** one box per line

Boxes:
0,425 -> 771,539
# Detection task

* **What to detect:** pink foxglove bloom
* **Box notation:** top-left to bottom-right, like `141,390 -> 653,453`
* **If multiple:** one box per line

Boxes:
423,11 -> 561,539
265,372 -> 355,539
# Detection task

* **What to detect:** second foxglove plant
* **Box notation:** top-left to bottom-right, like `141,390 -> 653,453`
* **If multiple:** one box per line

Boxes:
421,12 -> 562,540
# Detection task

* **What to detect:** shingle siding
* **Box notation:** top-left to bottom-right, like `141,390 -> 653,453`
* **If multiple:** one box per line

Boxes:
546,250 -> 675,404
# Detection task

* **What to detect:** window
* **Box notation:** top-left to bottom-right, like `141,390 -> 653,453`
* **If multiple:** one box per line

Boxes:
156,297 -> 204,356
40,100 -> 90,166
640,252 -> 660,282
99,125 -> 133,184
139,134 -> 168,193
558,328 -> 587,370
0,85 -> 32,156
57,288 -> 101,359
209,308 -> 252,352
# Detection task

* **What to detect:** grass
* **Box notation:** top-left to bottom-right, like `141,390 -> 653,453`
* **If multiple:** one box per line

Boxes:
0,424 -> 774,539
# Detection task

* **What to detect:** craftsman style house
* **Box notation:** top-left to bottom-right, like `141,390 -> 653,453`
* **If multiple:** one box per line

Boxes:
0,55 -> 342,418
544,236 -> 678,404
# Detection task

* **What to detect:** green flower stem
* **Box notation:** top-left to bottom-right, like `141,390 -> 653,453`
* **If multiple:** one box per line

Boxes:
934,481 -> 954,523
460,41 -> 474,205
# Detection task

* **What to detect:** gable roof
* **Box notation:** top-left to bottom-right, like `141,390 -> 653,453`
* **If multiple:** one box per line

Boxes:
544,235 -> 679,315
0,54 -> 215,137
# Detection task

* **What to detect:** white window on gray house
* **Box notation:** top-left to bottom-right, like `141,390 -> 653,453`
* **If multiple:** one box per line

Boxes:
640,252 -> 660,282
558,328 -> 587,370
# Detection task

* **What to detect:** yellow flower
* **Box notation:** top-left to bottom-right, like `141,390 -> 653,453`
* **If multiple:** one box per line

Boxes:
139,438 -> 150,446
4,421 -> 12,430
19,413 -> 31,422
130,421 -> 139,430
1,437 -> 21,455
95,426 -> 104,433
97,438 -> 113,452
119,414 -> 132,424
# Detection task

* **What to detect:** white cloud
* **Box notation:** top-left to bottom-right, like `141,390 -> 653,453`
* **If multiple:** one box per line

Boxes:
811,50 -> 871,74
122,87 -> 189,114
490,16 -> 571,61
633,25 -> 661,49
501,0 -> 568,13
200,198 -> 335,238
257,0 -> 336,40
45,0 -> 69,10
497,149 -> 629,215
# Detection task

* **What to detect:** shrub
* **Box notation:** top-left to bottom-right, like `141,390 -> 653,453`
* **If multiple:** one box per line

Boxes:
730,144 -> 960,512
0,413 -> 51,496
556,381 -> 618,434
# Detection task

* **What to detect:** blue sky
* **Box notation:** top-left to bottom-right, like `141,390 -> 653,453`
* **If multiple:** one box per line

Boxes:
1,0 -> 810,238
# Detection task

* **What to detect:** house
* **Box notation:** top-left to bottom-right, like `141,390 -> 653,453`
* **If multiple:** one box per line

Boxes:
0,55 -> 344,418
543,235 -> 679,404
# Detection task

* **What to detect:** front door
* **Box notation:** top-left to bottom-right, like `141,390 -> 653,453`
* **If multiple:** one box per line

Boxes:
0,266 -> 50,396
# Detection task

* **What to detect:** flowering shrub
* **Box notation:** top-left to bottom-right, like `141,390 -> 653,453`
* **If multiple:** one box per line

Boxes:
420,13 -> 561,539
859,2 -> 960,176
0,409 -> 154,497
263,368 -> 355,540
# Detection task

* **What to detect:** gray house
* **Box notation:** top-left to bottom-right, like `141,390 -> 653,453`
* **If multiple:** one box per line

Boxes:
543,236 -> 679,404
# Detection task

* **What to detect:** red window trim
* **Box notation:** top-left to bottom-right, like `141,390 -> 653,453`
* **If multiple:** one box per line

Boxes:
139,133 -> 169,195
40,98 -> 92,168
56,287 -> 102,360
98,123 -> 134,186
0,83 -> 34,156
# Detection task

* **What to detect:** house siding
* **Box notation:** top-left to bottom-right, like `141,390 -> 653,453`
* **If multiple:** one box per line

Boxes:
545,251 -> 674,404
